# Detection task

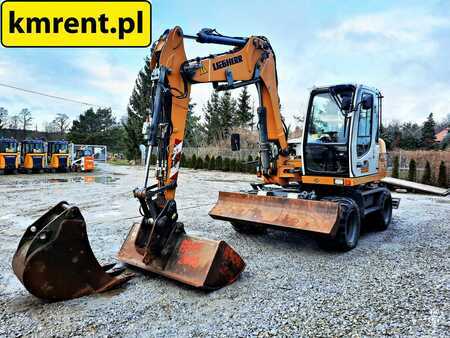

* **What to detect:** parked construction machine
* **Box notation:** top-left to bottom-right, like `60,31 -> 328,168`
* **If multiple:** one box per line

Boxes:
71,147 -> 95,172
13,26 -> 397,301
0,138 -> 19,174
47,140 -> 70,172
20,139 -> 46,173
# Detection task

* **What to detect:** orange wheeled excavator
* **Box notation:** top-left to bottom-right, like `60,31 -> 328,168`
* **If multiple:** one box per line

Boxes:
13,26 -> 398,301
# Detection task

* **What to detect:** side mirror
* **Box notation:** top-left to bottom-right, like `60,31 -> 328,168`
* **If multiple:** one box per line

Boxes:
361,95 -> 374,110
231,133 -> 240,151
341,96 -> 352,111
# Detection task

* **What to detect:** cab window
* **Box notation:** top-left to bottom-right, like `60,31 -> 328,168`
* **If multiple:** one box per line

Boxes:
357,93 -> 373,156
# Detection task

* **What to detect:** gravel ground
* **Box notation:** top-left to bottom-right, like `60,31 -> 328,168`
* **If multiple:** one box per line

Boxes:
0,164 -> 449,337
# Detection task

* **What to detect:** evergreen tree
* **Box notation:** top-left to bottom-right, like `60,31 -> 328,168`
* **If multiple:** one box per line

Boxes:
123,57 -> 152,160
400,122 -> 421,150
215,156 -> 223,170
208,156 -> 216,170
191,154 -> 197,169
422,161 -> 432,185
408,159 -> 417,182
230,158 -> 237,172
438,161 -> 447,188
223,158 -> 231,172
204,155 -> 210,169
69,107 -> 124,151
204,91 -> 221,143
218,91 -> 237,139
181,153 -> 187,167
235,87 -> 253,128
196,157 -> 204,170
421,113 -> 436,149
392,156 -> 400,178
185,101 -> 204,147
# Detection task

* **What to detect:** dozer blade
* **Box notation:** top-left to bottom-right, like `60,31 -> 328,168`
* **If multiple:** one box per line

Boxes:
209,191 -> 340,235
118,222 -> 245,289
12,202 -> 133,301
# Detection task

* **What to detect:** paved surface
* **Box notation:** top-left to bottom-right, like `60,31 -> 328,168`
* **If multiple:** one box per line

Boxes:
0,164 -> 449,337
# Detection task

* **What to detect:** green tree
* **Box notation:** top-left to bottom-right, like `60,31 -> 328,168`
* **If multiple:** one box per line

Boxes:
218,91 -> 237,139
400,122 -> 421,150
437,161 -> 447,188
408,159 -> 417,182
381,122 -> 401,150
69,107 -> 124,151
223,158 -> 231,172
191,154 -> 197,169
230,158 -> 237,172
204,155 -> 210,169
235,87 -> 253,128
0,107 -> 8,130
215,156 -> 223,171
195,157 -> 204,170
204,91 -> 221,143
124,57 -> 152,160
421,113 -> 436,149
392,156 -> 400,178
181,153 -> 187,167
185,101 -> 205,147
422,161 -> 432,185
208,156 -> 216,170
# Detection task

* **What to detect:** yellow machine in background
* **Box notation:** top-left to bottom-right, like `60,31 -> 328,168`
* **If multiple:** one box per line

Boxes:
0,138 -> 20,174
47,140 -> 70,172
20,139 -> 46,173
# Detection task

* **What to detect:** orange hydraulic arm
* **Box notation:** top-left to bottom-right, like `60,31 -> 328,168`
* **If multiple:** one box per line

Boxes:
143,26 -> 301,206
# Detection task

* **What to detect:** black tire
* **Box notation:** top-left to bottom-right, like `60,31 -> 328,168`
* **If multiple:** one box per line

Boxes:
317,197 -> 361,251
12,169 -> 18,175
231,221 -> 267,235
26,169 -> 32,174
370,191 -> 392,231
0,170 -> 4,175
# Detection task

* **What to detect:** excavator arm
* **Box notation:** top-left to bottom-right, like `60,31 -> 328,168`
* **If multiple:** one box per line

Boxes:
144,26 -> 300,208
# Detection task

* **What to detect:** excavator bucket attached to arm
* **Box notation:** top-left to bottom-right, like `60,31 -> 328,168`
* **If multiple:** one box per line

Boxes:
12,202 -> 133,301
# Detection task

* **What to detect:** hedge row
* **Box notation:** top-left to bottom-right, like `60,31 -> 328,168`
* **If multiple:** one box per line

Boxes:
393,155 -> 448,188
181,154 -> 257,174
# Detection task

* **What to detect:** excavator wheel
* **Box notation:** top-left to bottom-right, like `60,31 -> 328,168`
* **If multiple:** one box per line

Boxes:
317,197 -> 361,251
368,190 -> 392,231
231,221 -> 267,235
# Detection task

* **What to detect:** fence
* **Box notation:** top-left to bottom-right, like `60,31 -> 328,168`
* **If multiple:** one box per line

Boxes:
387,150 -> 449,184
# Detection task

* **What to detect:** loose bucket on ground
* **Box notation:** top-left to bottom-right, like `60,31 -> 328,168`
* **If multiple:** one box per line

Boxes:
12,202 -> 133,301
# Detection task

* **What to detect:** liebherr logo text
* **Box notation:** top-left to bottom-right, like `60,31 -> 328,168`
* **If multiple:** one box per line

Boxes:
213,55 -> 243,71
1,1 -> 152,47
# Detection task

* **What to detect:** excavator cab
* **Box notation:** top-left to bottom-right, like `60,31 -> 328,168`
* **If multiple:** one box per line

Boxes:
210,84 -> 394,251
20,139 -> 46,173
0,138 -> 19,174
302,84 -> 382,179
47,141 -> 70,172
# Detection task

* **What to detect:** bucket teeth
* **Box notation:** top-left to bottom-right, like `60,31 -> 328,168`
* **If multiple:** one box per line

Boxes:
12,202 -> 133,301
209,191 -> 341,235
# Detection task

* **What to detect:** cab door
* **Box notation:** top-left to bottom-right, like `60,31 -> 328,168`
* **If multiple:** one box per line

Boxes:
350,88 -> 379,177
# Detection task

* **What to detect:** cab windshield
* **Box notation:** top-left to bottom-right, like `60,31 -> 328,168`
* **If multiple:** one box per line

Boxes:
0,142 -> 17,153
307,92 -> 350,144
23,143 -> 44,153
49,143 -> 68,154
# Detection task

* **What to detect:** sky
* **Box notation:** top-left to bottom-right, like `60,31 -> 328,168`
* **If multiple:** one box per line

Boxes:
0,0 -> 449,130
